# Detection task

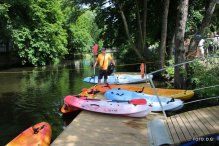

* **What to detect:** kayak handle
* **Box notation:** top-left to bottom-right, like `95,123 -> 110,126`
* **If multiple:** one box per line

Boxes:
167,98 -> 175,104
116,93 -> 124,96
32,125 -> 47,134
90,104 -> 100,107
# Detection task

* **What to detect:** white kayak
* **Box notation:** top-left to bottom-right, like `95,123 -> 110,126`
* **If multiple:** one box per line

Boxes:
104,89 -> 184,112
83,74 -> 153,84
64,95 -> 152,117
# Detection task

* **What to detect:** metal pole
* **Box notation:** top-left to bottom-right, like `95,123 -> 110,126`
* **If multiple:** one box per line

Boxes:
149,77 -> 167,120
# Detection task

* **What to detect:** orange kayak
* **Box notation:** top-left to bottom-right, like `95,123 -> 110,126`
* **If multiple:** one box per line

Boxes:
96,84 -> 194,101
6,122 -> 52,146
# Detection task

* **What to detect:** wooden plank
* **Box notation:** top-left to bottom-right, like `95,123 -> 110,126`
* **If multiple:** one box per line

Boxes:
166,117 -> 181,144
194,109 -> 218,134
178,113 -> 199,138
189,110 -> 212,136
183,112 -> 205,137
206,107 -> 219,124
173,114 -> 192,141
163,120 -> 174,144
170,115 -> 187,143
198,108 -> 219,133
211,106 -> 219,114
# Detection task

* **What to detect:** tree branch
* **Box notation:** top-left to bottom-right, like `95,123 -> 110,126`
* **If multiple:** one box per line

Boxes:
135,0 -> 144,50
114,0 -> 147,62
142,0 -> 147,46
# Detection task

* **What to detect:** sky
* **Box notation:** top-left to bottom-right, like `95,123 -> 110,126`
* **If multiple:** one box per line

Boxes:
81,1 -> 111,8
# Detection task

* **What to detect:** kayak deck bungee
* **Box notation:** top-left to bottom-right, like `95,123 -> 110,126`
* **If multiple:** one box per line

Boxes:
96,84 -> 194,101
104,89 -> 184,112
83,74 -> 153,84
64,95 -> 152,117
6,122 -> 52,146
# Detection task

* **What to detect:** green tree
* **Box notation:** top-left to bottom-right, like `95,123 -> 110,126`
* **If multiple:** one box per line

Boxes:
188,0 -> 217,57
0,0 -> 68,66
61,1 -> 102,59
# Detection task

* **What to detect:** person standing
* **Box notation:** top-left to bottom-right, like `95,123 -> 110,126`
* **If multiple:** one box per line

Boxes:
184,38 -> 190,57
197,39 -> 205,58
93,48 -> 115,85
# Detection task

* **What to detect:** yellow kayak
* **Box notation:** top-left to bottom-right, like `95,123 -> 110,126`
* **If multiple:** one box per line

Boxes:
96,84 -> 194,101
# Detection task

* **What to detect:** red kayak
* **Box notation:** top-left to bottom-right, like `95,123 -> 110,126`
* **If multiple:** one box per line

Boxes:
6,122 -> 52,146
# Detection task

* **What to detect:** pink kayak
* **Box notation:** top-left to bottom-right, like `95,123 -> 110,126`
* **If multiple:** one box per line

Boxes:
64,95 -> 152,117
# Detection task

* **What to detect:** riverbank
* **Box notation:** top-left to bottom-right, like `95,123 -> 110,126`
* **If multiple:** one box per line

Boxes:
0,53 -> 22,69
0,53 -> 93,70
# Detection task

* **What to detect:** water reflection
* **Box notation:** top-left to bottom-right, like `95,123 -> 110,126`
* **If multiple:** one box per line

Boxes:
0,60 -> 98,145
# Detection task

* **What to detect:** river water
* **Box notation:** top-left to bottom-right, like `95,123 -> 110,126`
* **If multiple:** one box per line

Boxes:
0,59 -> 167,145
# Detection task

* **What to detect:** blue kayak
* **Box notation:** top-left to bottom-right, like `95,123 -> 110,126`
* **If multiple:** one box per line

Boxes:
104,89 -> 184,112
83,75 -> 153,84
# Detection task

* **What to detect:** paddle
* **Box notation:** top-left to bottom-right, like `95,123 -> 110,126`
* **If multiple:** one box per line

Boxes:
93,44 -> 98,95
85,98 -> 147,105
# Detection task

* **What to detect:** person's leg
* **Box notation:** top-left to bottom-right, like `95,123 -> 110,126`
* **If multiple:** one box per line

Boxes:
98,79 -> 101,85
103,70 -> 108,84
197,47 -> 201,58
98,70 -> 103,85
201,47 -> 204,58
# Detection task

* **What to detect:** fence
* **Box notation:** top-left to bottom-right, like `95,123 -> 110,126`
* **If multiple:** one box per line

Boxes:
0,41 -> 13,52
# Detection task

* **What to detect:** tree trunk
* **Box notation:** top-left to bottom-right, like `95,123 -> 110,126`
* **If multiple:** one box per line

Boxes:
168,33 -> 175,60
115,0 -> 153,62
188,0 -> 217,59
174,0 -> 189,89
158,0 -> 170,74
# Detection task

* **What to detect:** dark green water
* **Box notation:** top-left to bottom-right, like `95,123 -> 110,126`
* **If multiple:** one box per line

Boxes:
1,59 -> 163,145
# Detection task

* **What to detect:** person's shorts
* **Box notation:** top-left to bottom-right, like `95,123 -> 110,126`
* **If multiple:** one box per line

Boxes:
98,70 -> 107,79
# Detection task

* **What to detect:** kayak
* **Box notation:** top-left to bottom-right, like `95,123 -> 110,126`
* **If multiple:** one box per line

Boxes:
6,122 -> 52,146
60,87 -> 99,114
96,84 -> 194,101
83,74 -> 153,84
64,95 -> 152,117
60,103 -> 81,114
104,89 -> 184,112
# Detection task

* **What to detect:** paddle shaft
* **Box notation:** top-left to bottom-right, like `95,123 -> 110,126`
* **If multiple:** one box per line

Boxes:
85,98 -> 146,105
86,98 -> 131,102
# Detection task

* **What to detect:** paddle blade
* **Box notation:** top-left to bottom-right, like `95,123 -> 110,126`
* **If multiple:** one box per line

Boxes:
129,99 -> 147,105
140,63 -> 144,79
94,44 -> 98,55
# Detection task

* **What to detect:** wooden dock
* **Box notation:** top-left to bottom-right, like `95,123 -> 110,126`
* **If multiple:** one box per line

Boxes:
51,77 -> 165,146
164,105 -> 219,145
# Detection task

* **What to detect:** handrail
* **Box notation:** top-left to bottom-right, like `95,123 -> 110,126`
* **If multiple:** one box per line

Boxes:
146,56 -> 219,120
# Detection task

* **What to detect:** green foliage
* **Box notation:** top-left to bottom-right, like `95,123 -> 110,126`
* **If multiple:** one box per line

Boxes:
165,58 -> 175,78
1,0 -> 68,66
62,2 -> 102,59
161,56 -> 175,78
185,58 -> 219,99
204,39 -> 218,48
117,42 -> 140,64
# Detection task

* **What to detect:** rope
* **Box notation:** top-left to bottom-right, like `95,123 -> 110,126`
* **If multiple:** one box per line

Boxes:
184,96 -> 219,105
164,84 -> 219,99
